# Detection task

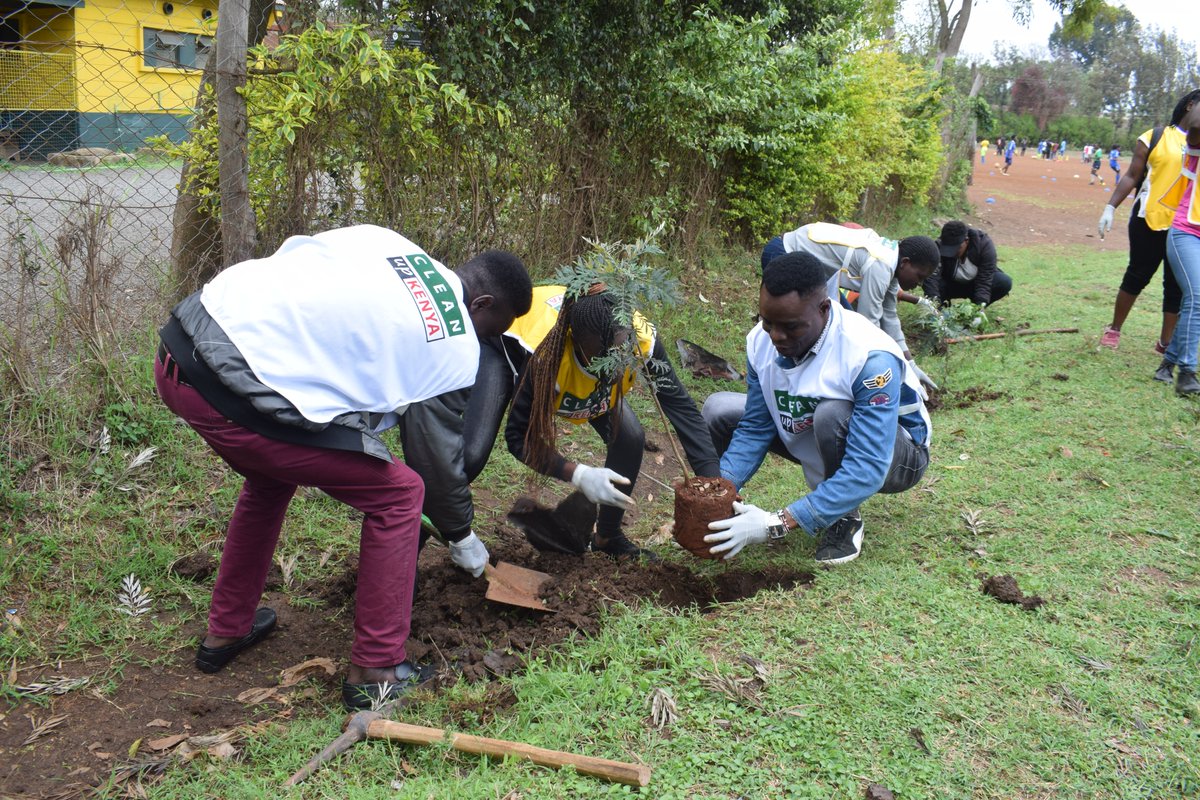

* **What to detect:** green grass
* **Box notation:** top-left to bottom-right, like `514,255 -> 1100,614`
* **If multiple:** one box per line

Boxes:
3,241 -> 1199,797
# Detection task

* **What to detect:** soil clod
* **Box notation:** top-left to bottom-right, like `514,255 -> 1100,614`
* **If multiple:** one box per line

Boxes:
169,551 -> 217,582
946,386 -> 1006,409
981,574 -> 1045,611
506,493 -> 595,554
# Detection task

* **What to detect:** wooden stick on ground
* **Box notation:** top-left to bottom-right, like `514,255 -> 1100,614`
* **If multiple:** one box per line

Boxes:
365,718 -> 652,786
943,327 -> 1078,344
284,710 -> 652,787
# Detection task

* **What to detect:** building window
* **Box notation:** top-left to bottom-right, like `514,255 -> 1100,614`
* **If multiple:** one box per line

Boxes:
195,35 -> 213,70
143,27 -> 209,70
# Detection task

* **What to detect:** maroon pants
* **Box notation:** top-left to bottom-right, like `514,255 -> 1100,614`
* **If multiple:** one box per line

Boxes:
155,353 -> 422,667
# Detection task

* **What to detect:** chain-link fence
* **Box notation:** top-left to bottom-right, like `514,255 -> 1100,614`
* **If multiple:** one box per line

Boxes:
0,0 -> 276,393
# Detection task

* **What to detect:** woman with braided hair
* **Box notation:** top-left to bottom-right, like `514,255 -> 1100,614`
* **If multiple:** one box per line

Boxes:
502,286 -> 721,558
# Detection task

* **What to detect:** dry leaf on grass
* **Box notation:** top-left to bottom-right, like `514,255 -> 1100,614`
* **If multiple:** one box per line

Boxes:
279,657 -> 337,686
23,713 -> 68,745
145,719 -> 172,728
148,734 -> 189,752
647,687 -> 678,729
960,509 -> 987,536
177,739 -> 238,762
236,686 -> 281,704
1075,653 -> 1113,673
17,676 -> 90,696
738,654 -> 770,683
699,671 -> 761,706
645,521 -> 676,547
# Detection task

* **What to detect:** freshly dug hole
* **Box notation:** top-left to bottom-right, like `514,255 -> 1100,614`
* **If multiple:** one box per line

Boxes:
673,475 -> 737,559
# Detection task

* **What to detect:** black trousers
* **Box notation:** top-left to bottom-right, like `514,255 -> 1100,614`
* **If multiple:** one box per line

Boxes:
1119,206 -> 1181,314
936,270 -> 1013,305
472,337 -> 719,536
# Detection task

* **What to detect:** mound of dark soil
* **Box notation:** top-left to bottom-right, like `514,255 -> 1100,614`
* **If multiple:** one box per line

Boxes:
405,530 -> 812,681
981,574 -> 1045,611
946,386 -> 1007,409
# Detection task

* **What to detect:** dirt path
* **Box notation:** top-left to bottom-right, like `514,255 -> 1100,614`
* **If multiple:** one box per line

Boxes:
964,151 -> 1130,254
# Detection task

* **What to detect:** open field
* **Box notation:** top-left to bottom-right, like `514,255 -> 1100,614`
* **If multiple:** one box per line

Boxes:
1,168 -> 1198,798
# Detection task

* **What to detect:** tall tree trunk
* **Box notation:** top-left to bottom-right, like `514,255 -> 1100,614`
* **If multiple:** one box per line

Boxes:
934,0 -> 973,74
168,0 -> 275,301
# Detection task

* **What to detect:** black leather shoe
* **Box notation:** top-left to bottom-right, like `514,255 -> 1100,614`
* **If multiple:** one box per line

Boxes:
1153,359 -> 1175,384
342,661 -> 437,710
592,532 -> 660,562
195,607 -> 277,674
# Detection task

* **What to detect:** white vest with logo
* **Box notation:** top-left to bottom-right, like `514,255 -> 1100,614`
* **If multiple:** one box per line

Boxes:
201,225 -> 480,424
748,304 -> 930,486
781,222 -> 899,292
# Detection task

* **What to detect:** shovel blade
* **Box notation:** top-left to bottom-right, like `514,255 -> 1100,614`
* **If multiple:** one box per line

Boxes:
484,562 -> 554,612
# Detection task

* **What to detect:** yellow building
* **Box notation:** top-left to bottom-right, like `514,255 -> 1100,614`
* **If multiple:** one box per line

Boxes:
0,0 -> 277,158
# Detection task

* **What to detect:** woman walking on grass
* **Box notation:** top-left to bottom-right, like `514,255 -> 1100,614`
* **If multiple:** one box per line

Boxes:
1157,98 -> 1200,395
1096,90 -> 1199,354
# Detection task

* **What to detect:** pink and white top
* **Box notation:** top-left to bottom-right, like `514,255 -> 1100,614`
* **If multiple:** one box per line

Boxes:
1173,151 -> 1200,237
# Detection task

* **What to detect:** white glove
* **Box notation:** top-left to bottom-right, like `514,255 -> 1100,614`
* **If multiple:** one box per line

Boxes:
448,532 -> 488,578
570,464 -> 634,510
704,501 -> 776,560
1098,204 -> 1115,238
907,359 -> 938,399
969,303 -> 988,328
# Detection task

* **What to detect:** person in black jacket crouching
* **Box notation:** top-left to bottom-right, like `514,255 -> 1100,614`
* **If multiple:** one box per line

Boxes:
925,221 -> 1012,308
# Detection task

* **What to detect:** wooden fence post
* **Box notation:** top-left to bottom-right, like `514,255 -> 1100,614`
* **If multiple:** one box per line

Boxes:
215,0 -> 255,267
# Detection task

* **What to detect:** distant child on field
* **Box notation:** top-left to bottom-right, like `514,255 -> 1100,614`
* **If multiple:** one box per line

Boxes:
1109,146 -> 1122,183
1090,148 -> 1105,185
1002,137 -> 1016,174
980,139 -> 989,164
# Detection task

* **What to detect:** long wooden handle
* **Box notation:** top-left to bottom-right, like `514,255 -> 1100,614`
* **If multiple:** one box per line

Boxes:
943,327 -> 1079,344
366,719 -> 651,787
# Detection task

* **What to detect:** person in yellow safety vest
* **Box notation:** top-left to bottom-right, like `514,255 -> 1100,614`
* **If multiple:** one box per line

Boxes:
1097,90 -> 1199,357
502,285 -> 721,558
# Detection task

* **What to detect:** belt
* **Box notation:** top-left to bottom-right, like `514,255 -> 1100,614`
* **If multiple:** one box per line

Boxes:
157,342 -> 191,386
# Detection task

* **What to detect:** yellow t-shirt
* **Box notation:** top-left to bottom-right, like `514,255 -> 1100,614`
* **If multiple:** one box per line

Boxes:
1139,125 -> 1187,230
504,286 -> 656,424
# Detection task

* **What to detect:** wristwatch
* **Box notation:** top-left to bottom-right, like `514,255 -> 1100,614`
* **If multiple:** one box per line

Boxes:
767,509 -> 790,540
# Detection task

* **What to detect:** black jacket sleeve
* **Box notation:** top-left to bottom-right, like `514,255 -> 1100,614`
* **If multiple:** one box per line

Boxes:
397,389 -> 474,541
643,339 -> 721,477
504,370 -> 569,480
966,229 -> 998,305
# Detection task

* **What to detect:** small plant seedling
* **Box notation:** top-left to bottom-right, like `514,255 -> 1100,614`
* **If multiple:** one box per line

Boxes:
553,225 -> 689,475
